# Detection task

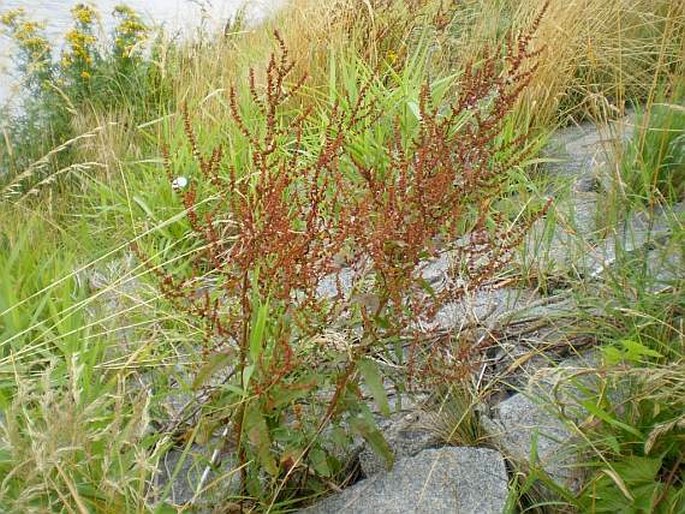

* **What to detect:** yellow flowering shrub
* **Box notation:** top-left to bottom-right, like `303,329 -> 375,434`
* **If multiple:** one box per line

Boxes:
2,3 -> 153,100
1,3 -> 165,177
113,5 -> 148,62
60,4 -> 100,90
0,8 -> 53,93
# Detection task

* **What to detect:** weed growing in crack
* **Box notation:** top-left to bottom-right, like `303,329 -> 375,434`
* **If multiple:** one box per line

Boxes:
141,17 -> 548,506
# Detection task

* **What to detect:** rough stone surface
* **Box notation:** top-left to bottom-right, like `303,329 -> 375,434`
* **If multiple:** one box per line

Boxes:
483,392 -> 580,490
585,201 -> 684,280
525,111 -> 679,281
482,353 -> 603,492
417,251 -> 452,291
155,440 -> 239,507
525,194 -> 683,281
80,252 -> 150,351
431,287 -> 540,332
541,112 -> 634,193
302,447 -> 509,514
523,191 -> 601,274
358,410 -> 443,477
316,267 -> 357,300
643,242 -> 683,292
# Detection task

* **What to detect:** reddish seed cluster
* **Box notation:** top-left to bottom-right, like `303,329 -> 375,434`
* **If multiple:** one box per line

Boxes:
143,12 -> 549,486
159,17 -> 548,377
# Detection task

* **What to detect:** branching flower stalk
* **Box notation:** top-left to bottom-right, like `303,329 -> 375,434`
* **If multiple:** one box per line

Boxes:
349,2 -> 550,382
148,8 -> 550,502
152,31 -> 375,497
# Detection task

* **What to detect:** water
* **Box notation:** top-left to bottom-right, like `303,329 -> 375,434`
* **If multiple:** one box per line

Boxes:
0,0 -> 283,103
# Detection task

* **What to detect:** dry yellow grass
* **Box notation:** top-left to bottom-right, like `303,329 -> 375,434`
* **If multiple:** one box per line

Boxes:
515,0 -> 684,126
165,0 -> 683,132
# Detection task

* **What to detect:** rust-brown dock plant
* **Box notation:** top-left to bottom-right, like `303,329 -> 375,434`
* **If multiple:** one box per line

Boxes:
148,8 -> 549,503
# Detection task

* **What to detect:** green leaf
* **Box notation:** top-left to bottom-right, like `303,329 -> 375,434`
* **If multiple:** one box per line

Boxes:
600,468 -> 634,502
605,435 -> 621,455
309,447 -> 332,477
415,277 -> 437,298
620,339 -> 663,361
249,300 -> 269,362
349,415 -> 394,470
154,502 -> 180,514
331,425 -> 351,449
269,378 -> 315,409
133,195 -> 156,219
244,403 -> 278,476
242,364 -> 255,393
328,49 -> 336,105
0,388 -> 8,410
192,352 -> 233,390
602,346 -> 624,365
613,455 -> 662,483
529,431 -> 540,464
0,448 -> 12,466
222,383 -> 247,397
407,100 -> 420,120
581,399 -> 643,438
358,358 -> 390,416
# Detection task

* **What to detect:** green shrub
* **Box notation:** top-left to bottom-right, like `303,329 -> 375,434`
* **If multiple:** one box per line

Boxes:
0,4 -> 171,182
576,363 -> 685,514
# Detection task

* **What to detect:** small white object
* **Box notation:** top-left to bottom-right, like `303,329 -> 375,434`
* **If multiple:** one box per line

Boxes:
172,176 -> 188,191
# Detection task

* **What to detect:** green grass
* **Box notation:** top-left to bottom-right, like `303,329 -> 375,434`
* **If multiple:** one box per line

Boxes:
622,92 -> 685,205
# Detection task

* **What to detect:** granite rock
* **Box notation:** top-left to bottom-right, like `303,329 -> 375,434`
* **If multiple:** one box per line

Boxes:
302,447 -> 509,514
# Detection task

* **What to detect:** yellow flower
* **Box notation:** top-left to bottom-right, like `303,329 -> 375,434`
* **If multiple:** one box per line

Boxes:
80,70 -> 91,80
0,9 -> 23,27
113,4 -> 148,58
71,4 -> 98,26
